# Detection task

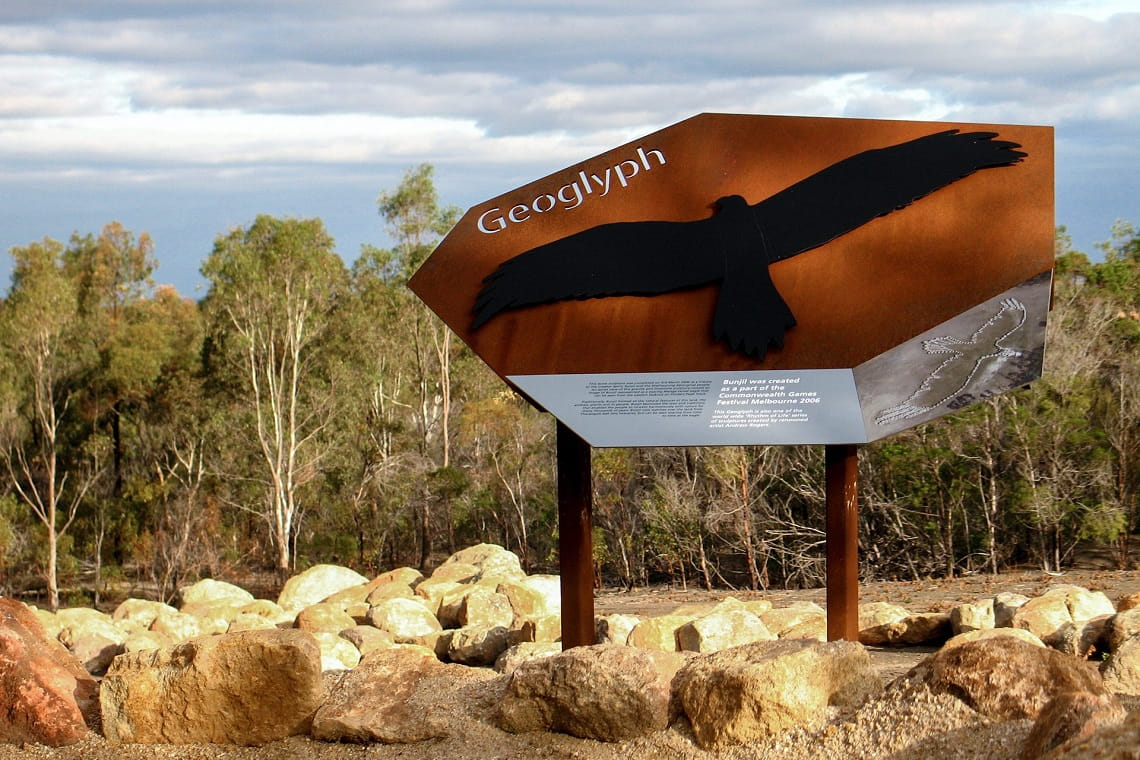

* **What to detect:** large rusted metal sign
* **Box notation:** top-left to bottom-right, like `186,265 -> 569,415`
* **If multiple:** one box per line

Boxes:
410,113 -> 1054,448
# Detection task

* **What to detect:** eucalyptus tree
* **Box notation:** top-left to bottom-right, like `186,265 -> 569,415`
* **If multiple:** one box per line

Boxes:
0,239 -> 104,609
201,215 -> 346,578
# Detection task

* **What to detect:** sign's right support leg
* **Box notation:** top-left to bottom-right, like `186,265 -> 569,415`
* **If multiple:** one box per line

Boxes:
825,443 -> 860,642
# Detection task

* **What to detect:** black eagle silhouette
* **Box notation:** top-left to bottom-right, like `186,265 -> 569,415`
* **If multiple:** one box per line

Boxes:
472,130 -> 1026,359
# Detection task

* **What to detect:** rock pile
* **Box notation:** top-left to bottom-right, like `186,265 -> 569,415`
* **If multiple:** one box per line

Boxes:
2,542 -> 1139,758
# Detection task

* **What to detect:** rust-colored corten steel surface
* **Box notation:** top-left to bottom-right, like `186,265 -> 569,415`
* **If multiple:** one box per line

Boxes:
410,113 -> 1053,379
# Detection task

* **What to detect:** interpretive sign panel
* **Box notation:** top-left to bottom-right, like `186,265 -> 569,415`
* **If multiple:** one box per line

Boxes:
409,113 -> 1054,446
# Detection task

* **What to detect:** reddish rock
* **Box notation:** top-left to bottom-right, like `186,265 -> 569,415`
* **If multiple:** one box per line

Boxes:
1020,691 -> 1126,760
0,598 -> 99,746
914,637 -> 1108,720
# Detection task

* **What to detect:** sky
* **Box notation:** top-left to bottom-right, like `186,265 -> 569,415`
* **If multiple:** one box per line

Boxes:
1,1 -> 1138,298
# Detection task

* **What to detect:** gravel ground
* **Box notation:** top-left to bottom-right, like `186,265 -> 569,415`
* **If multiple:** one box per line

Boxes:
2,568 -> 1137,760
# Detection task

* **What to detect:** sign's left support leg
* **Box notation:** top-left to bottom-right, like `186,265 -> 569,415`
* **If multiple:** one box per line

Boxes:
557,421 -> 594,649
825,443 -> 860,642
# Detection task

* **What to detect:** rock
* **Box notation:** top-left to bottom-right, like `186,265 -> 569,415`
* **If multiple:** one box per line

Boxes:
627,615 -> 690,652
237,598 -> 293,624
294,602 -> 357,634
1012,594 -> 1075,647
674,639 -> 880,749
122,629 -> 172,653
55,607 -> 125,648
372,566 -> 425,589
859,606 -> 950,647
0,598 -> 99,746
742,599 -> 774,616
312,648 -> 499,743
1053,615 -> 1111,658
781,616 -> 827,641
277,564 -> 369,613
179,600 -> 248,634
496,580 -> 546,622
430,562 -> 481,583
943,627 -> 1046,650
68,632 -> 122,675
149,608 -> 203,641
1040,709 -> 1140,759
1117,591 -> 1140,612
177,578 -> 254,607
759,602 -> 825,636
227,613 -> 281,633
994,592 -> 1031,628
30,608 -> 61,640
676,607 -> 775,652
176,578 -> 253,610
496,644 -> 683,742
508,615 -> 561,645
363,582 -> 415,605
1101,633 -> 1140,696
1020,691 -> 1126,760
913,637 -> 1108,720
950,599 -> 995,634
595,613 -> 639,645
312,630 -> 361,671
1043,584 -> 1116,621
438,585 -> 513,630
439,543 -> 525,582
339,625 -> 396,656
494,642 -> 562,674
858,602 -> 909,645
111,599 -> 179,633
100,628 -> 323,744
1105,608 -> 1140,652
413,578 -> 463,615
446,625 -> 511,666
367,597 -> 442,641
517,574 -> 561,615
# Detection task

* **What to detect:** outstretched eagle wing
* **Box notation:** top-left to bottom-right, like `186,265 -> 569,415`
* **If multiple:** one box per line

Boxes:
472,216 -> 724,329
752,130 -> 1025,263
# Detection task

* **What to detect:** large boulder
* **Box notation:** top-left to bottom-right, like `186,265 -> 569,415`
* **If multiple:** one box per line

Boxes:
627,615 -> 690,652
111,599 -> 179,633
857,602 -> 909,645
1101,633 -> 1140,696
312,648 -> 499,744
676,605 -> 774,653
1020,691 -> 1126,760
516,574 -> 561,616
673,639 -> 880,749
438,543 -> 525,582
496,644 -> 683,742
1040,709 -> 1140,759
1104,608 -> 1140,653
277,564 -> 369,613
55,607 -> 125,648
1012,586 -> 1116,650
595,613 -> 640,645
942,627 -> 1046,651
438,585 -> 513,630
993,592 -> 1031,628
149,608 -> 203,642
950,599 -> 995,634
367,598 -> 442,642
177,578 -> 254,608
758,602 -> 824,637
912,637 -> 1108,720
0,598 -> 99,746
445,625 -> 511,667
293,602 -> 357,635
100,629 -> 323,744
494,642 -> 562,675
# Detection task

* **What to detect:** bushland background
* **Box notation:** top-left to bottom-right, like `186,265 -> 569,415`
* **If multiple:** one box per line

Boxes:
1,165 -> 1137,612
